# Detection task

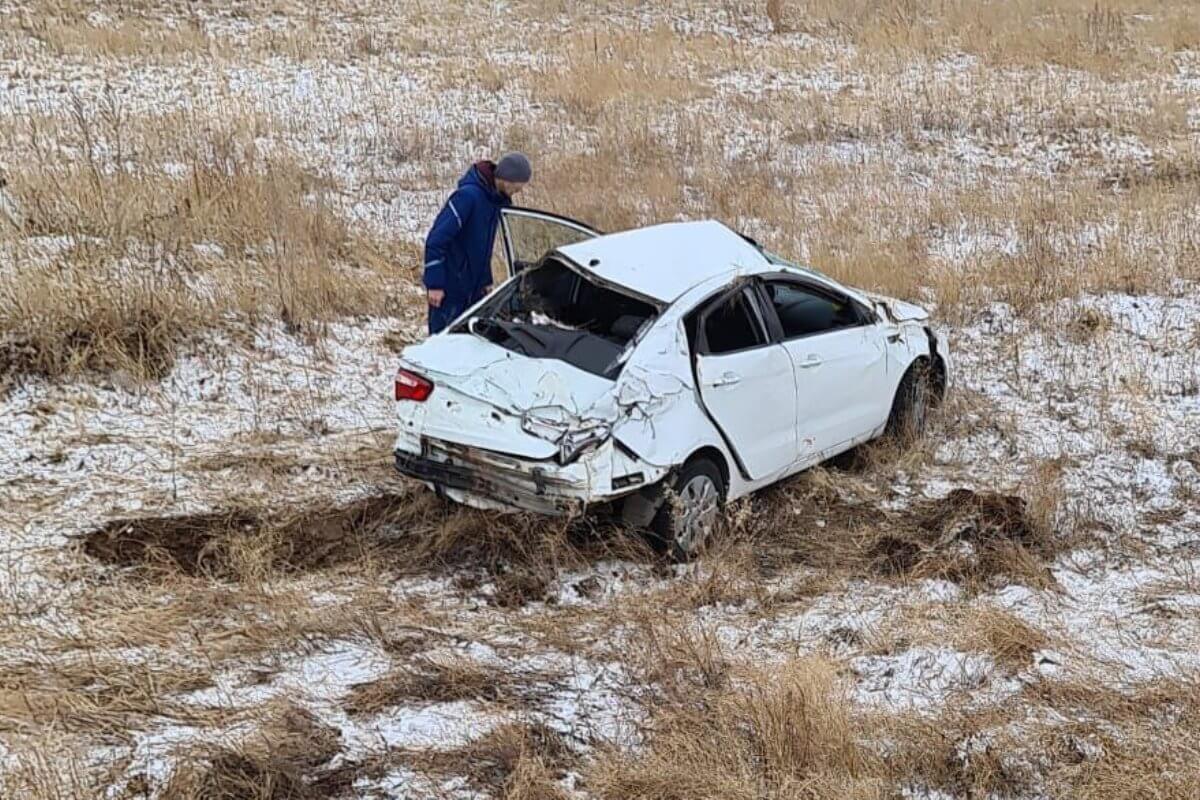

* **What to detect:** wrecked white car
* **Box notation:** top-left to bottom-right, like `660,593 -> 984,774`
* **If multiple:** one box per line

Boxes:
394,209 -> 949,556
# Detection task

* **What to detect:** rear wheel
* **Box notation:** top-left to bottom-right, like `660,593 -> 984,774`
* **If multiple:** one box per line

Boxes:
651,458 -> 725,561
886,360 -> 933,442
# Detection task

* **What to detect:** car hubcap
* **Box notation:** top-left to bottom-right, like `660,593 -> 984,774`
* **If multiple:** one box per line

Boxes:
674,475 -> 720,553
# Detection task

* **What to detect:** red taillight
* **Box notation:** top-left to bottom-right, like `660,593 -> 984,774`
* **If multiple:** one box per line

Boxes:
394,369 -> 434,402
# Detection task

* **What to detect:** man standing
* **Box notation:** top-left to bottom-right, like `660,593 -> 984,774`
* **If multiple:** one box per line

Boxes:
423,153 -> 532,334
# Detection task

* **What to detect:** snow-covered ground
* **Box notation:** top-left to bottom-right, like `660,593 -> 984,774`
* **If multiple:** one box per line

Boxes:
2,1 -> 1199,797
3,285 -> 1197,796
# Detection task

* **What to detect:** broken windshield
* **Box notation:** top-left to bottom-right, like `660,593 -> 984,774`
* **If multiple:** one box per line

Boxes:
452,257 -> 659,379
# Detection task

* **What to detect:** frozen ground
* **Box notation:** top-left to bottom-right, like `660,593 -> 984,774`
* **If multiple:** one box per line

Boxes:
3,283 -> 1198,795
2,1 -> 1199,797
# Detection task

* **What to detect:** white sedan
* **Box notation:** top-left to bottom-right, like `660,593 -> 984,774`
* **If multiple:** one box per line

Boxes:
393,209 -> 949,557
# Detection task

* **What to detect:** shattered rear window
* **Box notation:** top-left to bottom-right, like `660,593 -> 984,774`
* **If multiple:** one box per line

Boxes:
455,257 -> 659,379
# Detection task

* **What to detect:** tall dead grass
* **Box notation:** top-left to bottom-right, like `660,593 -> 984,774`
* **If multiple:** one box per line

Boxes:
0,258 -> 198,386
15,14 -> 210,58
523,22 -> 1199,317
535,27 -> 720,121
4,3 -> 1200,798
0,106 -> 410,387
589,627 -> 886,799
3,1 -> 1198,388
780,0 -> 1200,72
593,616 -> 1200,800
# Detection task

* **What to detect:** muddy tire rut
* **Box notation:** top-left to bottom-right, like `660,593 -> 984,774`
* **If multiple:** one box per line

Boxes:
76,488 -> 652,582
78,493 -> 416,579
77,480 -> 1064,594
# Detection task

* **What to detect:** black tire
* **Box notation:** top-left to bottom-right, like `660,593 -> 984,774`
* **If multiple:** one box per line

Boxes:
650,457 -> 726,561
886,360 -> 933,442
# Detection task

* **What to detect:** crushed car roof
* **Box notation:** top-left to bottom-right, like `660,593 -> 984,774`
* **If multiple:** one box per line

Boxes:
556,220 -> 769,303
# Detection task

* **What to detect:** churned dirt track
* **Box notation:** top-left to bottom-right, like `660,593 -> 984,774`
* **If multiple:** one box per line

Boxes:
2,1 -> 1200,798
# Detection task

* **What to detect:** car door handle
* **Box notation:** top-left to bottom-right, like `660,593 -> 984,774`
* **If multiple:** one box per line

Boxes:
708,371 -> 741,387
798,355 -> 823,369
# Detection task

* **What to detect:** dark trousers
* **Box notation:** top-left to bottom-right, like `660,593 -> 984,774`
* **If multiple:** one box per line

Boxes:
427,286 -> 488,335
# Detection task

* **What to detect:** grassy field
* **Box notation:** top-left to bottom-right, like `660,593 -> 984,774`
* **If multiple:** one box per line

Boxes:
1,1 -> 1199,798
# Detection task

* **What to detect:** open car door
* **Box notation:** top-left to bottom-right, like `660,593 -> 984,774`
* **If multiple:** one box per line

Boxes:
500,208 -> 600,278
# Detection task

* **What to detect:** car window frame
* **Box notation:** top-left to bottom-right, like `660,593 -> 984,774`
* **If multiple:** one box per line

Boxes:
695,283 -> 772,357
753,275 -> 876,343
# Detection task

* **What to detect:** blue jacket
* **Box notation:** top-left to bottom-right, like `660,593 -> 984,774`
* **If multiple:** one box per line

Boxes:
423,162 -> 511,331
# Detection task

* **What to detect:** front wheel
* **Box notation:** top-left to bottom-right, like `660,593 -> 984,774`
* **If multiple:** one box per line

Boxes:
650,458 -> 725,561
886,360 -> 933,442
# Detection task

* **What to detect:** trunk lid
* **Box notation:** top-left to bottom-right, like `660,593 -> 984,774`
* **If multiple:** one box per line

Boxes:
399,334 -> 617,459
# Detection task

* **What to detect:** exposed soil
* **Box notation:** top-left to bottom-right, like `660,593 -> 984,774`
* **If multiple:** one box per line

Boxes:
78,490 -> 658,581
80,509 -> 262,577
0,333 -> 39,397
78,493 -> 413,579
915,488 -> 1042,547
752,479 -> 1062,589
78,475 -> 1064,602
492,566 -> 555,608
893,488 -> 1060,588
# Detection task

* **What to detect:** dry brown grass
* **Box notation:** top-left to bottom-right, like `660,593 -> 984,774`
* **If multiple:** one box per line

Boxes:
0,258 -> 198,389
730,463 -> 1068,591
161,701 -> 347,800
968,609 -> 1052,671
3,1 -> 1198,387
589,654 -> 886,799
0,735 -> 128,800
22,15 -> 211,58
598,609 -> 1098,798
535,28 -> 717,122
584,664 -> 1200,800
344,655 -> 534,713
396,721 -> 576,799
1040,681 -> 1200,800
596,617 -> 1043,798
0,107 -> 411,388
0,657 -> 224,734
766,0 -> 786,33
4,2 -> 1200,798
783,0 -> 1200,73
806,671 -> 1200,800
885,603 -> 1054,671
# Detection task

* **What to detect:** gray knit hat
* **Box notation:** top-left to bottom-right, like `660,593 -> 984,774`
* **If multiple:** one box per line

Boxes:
495,152 -> 532,183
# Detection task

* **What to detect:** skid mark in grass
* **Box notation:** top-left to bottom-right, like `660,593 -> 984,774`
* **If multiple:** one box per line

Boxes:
77,485 -> 667,585
870,488 -> 1061,588
753,478 -> 1067,591
78,493 -> 413,580
80,509 -> 260,577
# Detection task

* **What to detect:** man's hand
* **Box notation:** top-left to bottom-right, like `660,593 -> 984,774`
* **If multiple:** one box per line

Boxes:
428,288 -> 445,308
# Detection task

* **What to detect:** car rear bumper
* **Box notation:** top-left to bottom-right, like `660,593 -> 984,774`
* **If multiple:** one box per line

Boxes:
394,437 -> 594,516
